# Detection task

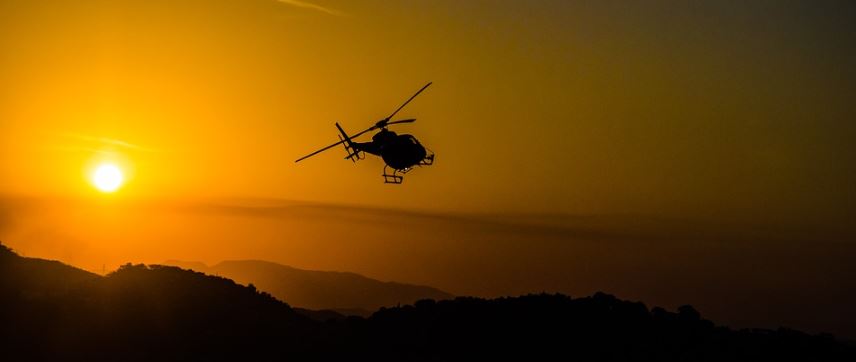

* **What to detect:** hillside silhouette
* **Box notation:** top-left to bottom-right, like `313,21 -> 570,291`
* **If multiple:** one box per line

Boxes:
0,242 -> 321,360
2,242 -> 854,361
7,197 -> 855,337
165,259 -> 452,314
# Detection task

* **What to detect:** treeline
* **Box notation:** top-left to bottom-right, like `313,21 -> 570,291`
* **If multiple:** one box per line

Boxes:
1,243 -> 853,361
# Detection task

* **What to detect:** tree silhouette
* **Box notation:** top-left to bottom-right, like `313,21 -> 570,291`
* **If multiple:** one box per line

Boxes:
1,242 -> 853,361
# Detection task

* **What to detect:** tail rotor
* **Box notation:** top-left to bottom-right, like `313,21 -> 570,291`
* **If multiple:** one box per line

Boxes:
335,122 -> 362,162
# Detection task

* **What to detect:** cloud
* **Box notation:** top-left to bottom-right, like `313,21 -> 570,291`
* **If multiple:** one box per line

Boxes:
276,0 -> 346,16
60,133 -> 158,153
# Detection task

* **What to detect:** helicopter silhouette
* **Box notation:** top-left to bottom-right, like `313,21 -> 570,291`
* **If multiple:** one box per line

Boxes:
295,82 -> 435,184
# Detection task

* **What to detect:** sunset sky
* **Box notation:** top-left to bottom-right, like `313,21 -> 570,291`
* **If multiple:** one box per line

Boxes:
1,0 -> 856,337
1,0 -> 853,224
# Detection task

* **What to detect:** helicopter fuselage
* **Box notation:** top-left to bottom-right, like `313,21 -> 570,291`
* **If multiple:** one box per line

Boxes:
354,131 -> 427,170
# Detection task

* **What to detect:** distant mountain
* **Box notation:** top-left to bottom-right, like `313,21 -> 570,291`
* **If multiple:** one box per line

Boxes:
164,259 -> 452,312
7,196 -> 856,338
3,242 -> 855,361
292,307 -> 349,322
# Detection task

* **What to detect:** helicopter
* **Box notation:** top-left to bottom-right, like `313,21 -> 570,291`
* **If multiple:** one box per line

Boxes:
295,82 -> 435,184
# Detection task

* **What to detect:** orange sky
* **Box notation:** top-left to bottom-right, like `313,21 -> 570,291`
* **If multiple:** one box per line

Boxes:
1,0 -> 853,229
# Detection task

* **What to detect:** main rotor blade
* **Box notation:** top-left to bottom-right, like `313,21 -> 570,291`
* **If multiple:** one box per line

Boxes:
386,118 -> 416,126
294,140 -> 346,163
347,126 -> 377,140
385,82 -> 432,121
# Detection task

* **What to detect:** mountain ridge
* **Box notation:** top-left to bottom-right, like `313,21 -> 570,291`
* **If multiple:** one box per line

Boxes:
2,241 -> 855,361
164,258 -> 453,312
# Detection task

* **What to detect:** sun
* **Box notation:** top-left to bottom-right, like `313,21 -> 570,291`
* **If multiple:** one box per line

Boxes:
91,163 -> 125,193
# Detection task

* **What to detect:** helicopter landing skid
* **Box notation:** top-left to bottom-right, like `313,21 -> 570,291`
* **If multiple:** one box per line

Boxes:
383,166 -> 405,184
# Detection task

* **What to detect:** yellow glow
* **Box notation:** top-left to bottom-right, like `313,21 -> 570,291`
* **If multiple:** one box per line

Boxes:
92,163 -> 124,193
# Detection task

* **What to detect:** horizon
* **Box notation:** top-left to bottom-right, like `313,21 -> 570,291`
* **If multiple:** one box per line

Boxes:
3,194 -> 855,338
